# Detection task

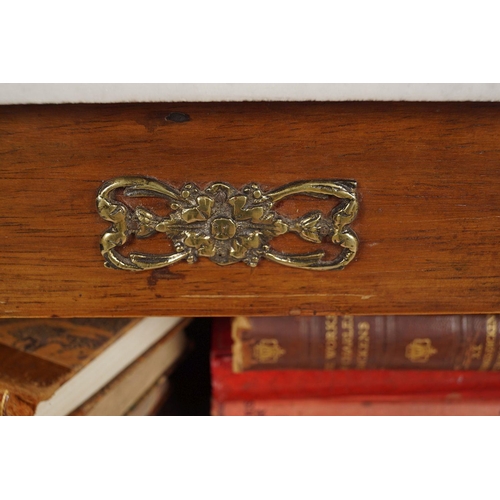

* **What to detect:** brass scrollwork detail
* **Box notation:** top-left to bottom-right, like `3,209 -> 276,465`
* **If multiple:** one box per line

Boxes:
96,177 -> 359,271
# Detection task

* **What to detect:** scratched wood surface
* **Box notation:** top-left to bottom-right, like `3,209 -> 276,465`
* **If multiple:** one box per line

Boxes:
0,102 -> 499,317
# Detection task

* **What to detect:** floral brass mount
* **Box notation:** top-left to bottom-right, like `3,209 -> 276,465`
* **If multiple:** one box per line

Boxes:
96,177 -> 359,271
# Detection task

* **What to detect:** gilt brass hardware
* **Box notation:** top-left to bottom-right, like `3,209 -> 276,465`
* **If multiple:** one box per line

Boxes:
96,177 -> 359,271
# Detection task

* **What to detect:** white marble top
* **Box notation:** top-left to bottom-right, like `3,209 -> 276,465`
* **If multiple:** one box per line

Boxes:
1,84 -> 499,104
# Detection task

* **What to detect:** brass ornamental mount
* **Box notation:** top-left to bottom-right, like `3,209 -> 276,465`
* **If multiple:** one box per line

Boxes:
96,177 -> 359,271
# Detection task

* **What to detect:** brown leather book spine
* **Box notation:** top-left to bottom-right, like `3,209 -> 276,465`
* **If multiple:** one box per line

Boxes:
232,315 -> 500,372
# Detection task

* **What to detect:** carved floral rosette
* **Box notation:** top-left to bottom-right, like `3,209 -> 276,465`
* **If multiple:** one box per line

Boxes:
96,177 -> 359,271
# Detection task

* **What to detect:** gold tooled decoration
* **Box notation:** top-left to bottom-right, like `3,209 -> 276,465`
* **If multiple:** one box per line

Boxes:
252,339 -> 286,364
405,339 -> 438,363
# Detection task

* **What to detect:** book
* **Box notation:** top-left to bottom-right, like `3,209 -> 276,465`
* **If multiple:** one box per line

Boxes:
212,318 -> 500,401
70,326 -> 187,416
213,395 -> 500,416
0,317 -> 188,416
232,315 -> 500,371
126,376 -> 170,416
212,356 -> 500,402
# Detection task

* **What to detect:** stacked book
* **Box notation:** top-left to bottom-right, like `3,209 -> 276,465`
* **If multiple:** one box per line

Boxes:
0,317 -> 190,416
211,315 -> 500,415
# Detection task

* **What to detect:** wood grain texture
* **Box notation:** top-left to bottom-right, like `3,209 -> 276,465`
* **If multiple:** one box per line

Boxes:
0,102 -> 499,317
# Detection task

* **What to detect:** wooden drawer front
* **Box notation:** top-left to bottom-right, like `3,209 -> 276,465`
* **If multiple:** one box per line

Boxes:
0,102 -> 499,317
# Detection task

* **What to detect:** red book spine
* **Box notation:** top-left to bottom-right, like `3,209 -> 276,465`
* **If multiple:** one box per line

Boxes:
212,356 -> 500,402
213,396 -> 500,416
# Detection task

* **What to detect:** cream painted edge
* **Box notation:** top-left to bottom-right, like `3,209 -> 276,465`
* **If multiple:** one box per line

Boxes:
2,83 -> 500,104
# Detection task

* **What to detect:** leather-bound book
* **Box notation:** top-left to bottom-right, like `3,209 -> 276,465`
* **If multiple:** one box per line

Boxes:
70,326 -> 187,416
0,317 -> 188,416
213,395 -> 500,416
212,356 -> 500,403
232,315 -> 500,372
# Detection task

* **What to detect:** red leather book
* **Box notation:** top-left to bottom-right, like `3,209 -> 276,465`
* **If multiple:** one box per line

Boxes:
212,318 -> 500,402
213,395 -> 500,416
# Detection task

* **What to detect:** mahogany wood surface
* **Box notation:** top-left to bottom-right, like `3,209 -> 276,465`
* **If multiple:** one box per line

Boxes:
0,102 -> 499,317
